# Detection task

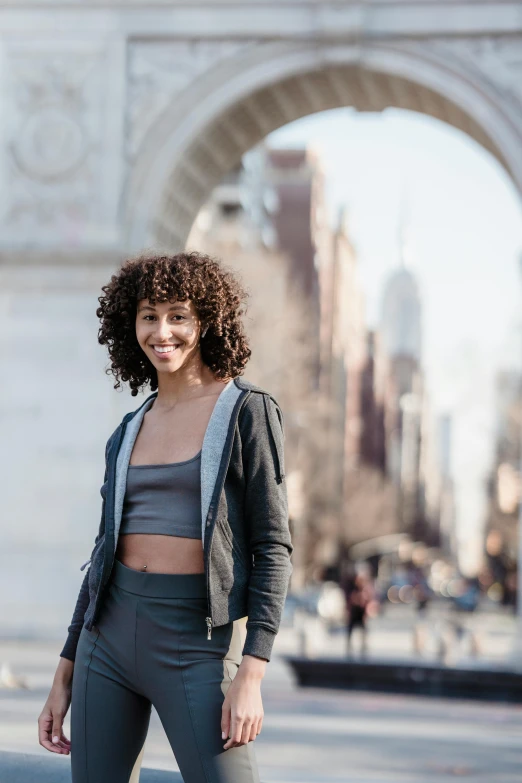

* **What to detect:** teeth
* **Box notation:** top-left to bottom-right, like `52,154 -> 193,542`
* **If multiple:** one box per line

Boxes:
154,345 -> 179,353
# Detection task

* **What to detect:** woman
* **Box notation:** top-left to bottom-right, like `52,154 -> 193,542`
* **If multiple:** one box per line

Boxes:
38,251 -> 293,783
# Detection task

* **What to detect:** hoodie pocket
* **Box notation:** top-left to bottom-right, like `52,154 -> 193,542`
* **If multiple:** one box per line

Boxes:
217,517 -> 250,576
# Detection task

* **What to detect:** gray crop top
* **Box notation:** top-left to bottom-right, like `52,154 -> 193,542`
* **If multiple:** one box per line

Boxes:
120,449 -> 202,539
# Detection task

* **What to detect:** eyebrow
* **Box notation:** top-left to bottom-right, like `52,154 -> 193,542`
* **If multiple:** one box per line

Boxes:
137,304 -> 189,314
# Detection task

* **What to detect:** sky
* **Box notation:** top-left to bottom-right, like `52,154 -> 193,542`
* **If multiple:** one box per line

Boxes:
268,107 -> 522,573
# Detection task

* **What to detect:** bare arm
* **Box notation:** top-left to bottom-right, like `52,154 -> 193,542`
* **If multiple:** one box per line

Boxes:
38,657 -> 74,754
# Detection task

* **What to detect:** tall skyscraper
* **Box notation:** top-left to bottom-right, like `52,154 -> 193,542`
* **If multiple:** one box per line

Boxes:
380,222 -> 422,365
378,219 -> 427,538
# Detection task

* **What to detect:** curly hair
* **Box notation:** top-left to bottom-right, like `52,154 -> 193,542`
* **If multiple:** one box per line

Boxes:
96,251 -> 251,396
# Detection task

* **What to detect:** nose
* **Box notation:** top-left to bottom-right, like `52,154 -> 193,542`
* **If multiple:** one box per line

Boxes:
153,317 -> 175,341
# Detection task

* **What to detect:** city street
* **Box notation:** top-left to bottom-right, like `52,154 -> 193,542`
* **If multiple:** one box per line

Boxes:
1,3 -> 521,782
2,626 -> 522,783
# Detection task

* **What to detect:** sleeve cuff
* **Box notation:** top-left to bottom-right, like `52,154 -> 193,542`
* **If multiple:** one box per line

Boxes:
59,631 -> 81,663
241,624 -> 277,662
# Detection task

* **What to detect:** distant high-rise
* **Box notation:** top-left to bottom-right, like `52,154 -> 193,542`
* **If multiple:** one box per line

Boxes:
380,224 -> 422,363
378,219 -> 427,539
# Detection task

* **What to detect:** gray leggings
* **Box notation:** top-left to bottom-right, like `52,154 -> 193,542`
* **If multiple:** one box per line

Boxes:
70,558 -> 260,783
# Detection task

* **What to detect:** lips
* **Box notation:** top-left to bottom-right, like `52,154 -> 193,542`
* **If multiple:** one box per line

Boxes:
151,344 -> 181,358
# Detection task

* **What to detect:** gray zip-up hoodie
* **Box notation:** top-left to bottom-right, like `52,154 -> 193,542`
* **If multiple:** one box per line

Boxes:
60,376 -> 293,663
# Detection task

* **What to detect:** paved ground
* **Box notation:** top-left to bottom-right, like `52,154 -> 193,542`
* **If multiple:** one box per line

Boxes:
1,612 -> 522,783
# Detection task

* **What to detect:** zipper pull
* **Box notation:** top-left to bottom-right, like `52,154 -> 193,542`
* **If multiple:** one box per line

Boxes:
80,558 -> 91,571
205,616 -> 212,640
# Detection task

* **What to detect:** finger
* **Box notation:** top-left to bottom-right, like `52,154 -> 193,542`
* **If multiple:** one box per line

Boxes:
256,715 -> 263,736
39,713 -> 68,754
57,730 -> 70,746
39,735 -> 65,754
38,718 -> 55,751
221,705 -> 230,741
223,732 -> 234,750
52,715 -> 64,747
40,741 -> 63,753
49,726 -> 69,753
38,712 -> 52,736
52,744 -> 70,754
233,716 -> 245,746
241,719 -> 253,745
248,719 -> 257,742
60,732 -> 71,746
53,735 -> 70,751
223,714 -> 235,749
224,715 -> 242,749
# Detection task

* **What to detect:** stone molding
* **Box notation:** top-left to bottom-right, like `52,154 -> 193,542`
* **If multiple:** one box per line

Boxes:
0,4 -> 520,37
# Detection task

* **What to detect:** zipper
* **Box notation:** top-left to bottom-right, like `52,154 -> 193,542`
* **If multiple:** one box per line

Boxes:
204,516 -> 214,640
80,558 -> 91,571
204,505 -> 213,640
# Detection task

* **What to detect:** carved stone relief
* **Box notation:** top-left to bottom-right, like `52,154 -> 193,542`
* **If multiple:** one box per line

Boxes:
432,37 -> 522,111
12,107 -> 88,181
126,39 -> 258,159
3,44 -> 112,241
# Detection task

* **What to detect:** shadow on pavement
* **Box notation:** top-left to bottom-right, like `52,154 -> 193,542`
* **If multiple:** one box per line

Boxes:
0,751 -> 182,782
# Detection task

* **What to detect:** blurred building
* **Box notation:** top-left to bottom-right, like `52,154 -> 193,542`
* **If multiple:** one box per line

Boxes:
378,235 -> 432,541
320,207 -> 370,547
379,221 -> 423,364
264,147 -> 324,388
359,331 -> 387,472
436,413 -> 457,555
316,206 -> 401,553
486,370 -> 522,559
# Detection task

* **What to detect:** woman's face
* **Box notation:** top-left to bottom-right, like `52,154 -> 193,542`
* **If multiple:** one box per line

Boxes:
135,297 -> 204,373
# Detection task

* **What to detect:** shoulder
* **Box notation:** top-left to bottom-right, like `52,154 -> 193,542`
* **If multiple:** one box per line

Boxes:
235,379 -> 286,481
104,425 -> 121,459
107,392 -> 156,451
235,378 -> 285,437
103,403 -> 140,458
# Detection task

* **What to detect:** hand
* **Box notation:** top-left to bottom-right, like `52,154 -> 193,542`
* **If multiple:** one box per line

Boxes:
38,659 -> 74,754
221,654 -> 266,750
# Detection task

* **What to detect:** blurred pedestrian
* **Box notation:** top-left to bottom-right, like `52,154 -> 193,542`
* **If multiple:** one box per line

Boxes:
442,577 -> 481,663
341,568 -> 376,656
411,564 -> 432,655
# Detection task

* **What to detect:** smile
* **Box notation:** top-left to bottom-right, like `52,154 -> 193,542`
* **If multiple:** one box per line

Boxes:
151,344 -> 181,358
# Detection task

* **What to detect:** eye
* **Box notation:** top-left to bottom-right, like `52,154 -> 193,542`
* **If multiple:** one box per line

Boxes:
142,314 -> 186,321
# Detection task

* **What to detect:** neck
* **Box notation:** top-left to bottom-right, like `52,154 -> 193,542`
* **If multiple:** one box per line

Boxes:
153,368 -> 231,408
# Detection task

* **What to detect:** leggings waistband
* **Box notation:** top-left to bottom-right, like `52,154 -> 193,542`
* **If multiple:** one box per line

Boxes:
110,558 -> 207,599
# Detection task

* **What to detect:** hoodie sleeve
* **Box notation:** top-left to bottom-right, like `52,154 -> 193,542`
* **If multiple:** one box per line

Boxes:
59,434 -> 112,662
239,392 -> 293,662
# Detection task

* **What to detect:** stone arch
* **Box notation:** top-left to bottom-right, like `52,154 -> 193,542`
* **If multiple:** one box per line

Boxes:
124,40 -> 522,251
